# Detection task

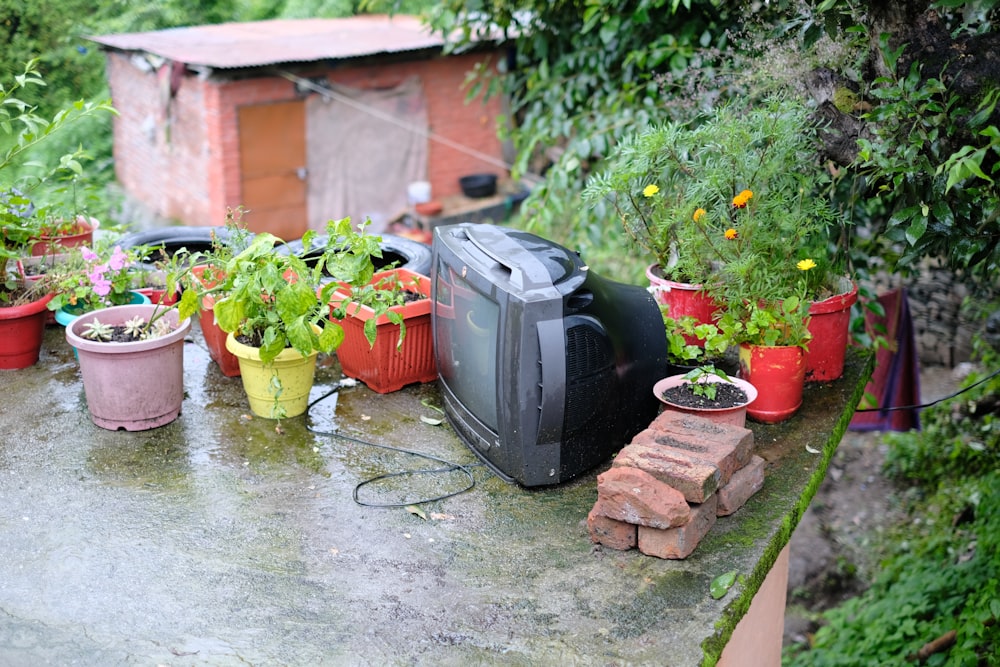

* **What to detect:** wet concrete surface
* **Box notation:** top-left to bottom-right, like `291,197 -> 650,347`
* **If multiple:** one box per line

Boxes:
0,323 -> 870,666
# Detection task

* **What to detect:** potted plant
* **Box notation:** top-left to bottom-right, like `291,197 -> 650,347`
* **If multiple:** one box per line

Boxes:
327,267 -> 435,393
177,208 -> 256,377
30,213 -> 98,256
45,243 -> 152,329
583,120 -> 721,326
179,216 -> 382,419
718,297 -> 812,424
0,61 -> 115,369
584,97 -> 855,369
653,365 -> 758,428
64,303 -> 191,431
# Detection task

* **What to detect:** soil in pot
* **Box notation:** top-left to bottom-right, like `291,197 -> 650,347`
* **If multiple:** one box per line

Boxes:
659,381 -> 749,410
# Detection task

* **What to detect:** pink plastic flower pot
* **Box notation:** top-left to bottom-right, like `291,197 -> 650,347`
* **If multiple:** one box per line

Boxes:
65,304 -> 191,431
738,343 -> 806,424
653,373 -> 758,428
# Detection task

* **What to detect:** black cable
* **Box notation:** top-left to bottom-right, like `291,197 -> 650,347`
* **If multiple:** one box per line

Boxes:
305,382 -> 480,507
854,366 -> 1000,413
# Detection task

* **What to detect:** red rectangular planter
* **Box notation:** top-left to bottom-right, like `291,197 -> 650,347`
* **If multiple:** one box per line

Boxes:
328,268 -> 436,393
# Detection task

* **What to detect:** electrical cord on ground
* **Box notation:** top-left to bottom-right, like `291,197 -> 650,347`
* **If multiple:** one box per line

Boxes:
305,382 -> 480,507
854,366 -> 1000,413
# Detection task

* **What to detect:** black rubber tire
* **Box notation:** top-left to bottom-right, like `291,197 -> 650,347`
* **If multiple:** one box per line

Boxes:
116,225 -> 254,269
279,233 -> 432,278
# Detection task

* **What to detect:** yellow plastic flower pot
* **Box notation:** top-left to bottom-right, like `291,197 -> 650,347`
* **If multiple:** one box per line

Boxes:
225,333 -> 318,419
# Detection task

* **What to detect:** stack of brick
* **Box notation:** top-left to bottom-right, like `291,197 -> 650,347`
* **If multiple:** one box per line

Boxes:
587,410 -> 766,559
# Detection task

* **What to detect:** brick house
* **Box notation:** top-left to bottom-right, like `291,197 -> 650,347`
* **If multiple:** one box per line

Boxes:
89,16 -> 509,240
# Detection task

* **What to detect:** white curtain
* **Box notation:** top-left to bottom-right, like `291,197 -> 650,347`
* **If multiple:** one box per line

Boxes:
306,76 -> 428,234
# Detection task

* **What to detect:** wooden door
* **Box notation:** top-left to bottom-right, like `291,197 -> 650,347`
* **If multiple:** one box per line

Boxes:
237,101 -> 307,241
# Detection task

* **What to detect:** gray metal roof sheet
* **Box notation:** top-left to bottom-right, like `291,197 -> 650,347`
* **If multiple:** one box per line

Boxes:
89,15 -> 452,69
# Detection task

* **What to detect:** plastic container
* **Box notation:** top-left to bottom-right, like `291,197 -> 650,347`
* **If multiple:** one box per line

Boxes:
459,174 -> 497,198
407,181 -> 432,205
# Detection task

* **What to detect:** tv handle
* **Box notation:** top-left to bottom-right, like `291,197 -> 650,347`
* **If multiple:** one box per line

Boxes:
464,224 -> 552,291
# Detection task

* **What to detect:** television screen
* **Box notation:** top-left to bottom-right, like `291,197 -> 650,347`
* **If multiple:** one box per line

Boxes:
431,223 -> 667,487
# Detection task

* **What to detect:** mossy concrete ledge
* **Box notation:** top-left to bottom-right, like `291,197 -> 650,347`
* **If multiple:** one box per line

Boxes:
0,327 -> 872,666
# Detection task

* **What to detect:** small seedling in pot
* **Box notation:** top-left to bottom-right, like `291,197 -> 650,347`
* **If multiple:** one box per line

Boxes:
682,365 -> 732,401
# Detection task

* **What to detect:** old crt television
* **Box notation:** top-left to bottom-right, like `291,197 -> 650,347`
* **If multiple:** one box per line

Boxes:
431,223 -> 667,487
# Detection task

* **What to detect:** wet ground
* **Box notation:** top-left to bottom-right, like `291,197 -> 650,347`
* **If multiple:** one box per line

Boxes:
1,323 -> 868,666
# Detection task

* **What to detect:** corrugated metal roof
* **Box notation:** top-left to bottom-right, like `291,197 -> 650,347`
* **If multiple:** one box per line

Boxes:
88,15 -> 454,70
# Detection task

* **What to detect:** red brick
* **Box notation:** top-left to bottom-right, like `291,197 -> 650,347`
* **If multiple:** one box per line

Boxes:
717,455 -> 766,517
649,411 -> 754,473
630,428 -> 743,487
587,507 -> 637,550
638,494 -> 718,559
612,442 -> 720,503
594,467 -> 690,529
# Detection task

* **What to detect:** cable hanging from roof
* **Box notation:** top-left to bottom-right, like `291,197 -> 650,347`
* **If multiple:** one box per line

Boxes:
277,70 -> 514,172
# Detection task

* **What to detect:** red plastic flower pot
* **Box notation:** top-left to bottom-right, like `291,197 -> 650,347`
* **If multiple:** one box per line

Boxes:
738,343 -> 806,424
805,280 -> 858,383
31,216 -> 97,256
0,292 -> 54,369
645,264 -> 720,344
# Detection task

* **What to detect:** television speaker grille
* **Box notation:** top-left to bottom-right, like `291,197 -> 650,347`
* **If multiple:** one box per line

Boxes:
563,321 -> 615,433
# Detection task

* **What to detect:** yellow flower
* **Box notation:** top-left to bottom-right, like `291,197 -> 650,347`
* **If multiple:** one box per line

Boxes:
732,189 -> 753,209
797,258 -> 817,271
693,208 -> 706,222
642,184 -> 660,197
724,228 -> 738,240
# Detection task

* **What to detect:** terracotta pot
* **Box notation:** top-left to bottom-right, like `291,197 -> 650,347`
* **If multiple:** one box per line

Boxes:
327,268 -> 435,393
738,343 -> 806,424
653,373 -> 758,428
645,264 -> 719,343
0,292 -> 55,369
31,216 -> 97,256
65,304 -> 191,431
805,279 -> 858,383
226,333 -> 318,419
190,265 -> 241,377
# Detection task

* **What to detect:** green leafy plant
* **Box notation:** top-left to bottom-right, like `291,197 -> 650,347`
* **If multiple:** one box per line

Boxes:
329,270 -> 425,350
185,216 -> 384,365
0,59 -> 115,301
586,98 -> 843,348
45,242 -> 144,314
662,312 -> 731,366
681,364 -> 734,401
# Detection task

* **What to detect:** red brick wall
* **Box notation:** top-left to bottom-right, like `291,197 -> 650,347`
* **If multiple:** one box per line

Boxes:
106,48 -> 506,230
105,53 -> 212,225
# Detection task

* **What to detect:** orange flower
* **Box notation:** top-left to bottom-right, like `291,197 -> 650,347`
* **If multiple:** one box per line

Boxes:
732,189 -> 753,209
693,208 -> 707,222
724,228 -> 738,240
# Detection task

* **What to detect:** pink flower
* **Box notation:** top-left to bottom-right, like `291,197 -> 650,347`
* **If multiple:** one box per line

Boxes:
107,246 -> 129,271
91,277 -> 112,297
80,246 -> 98,261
